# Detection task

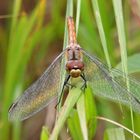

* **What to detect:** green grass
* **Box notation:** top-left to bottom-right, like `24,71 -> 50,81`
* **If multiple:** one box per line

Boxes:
112,1 -> 135,139
1,0 -> 140,140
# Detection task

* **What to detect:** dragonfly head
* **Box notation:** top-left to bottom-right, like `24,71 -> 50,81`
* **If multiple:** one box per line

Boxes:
66,60 -> 84,78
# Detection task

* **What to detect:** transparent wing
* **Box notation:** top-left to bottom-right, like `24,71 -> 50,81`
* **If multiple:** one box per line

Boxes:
82,49 -> 140,113
8,51 -> 66,121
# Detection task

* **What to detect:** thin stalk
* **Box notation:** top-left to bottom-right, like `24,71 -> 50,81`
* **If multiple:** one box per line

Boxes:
76,0 -> 81,35
97,116 -> 140,139
112,0 -> 135,139
91,0 -> 111,69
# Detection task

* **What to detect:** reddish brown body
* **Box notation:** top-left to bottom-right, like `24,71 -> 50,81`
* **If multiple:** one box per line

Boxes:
66,17 -> 84,78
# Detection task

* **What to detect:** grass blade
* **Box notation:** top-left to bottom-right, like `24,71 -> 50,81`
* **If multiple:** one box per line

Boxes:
104,128 -> 125,140
77,94 -> 88,140
1,1 -> 46,140
50,88 -> 82,140
112,0 -> 135,139
91,0 -> 111,69
84,86 -> 97,140
40,127 -> 49,140
63,0 -> 73,49
67,109 -> 84,140
76,0 -> 81,35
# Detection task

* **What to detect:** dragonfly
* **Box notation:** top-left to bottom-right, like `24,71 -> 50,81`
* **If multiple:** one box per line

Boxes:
9,16 -> 140,121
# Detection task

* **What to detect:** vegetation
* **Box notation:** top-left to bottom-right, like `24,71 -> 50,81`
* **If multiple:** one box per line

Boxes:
0,0 -> 140,140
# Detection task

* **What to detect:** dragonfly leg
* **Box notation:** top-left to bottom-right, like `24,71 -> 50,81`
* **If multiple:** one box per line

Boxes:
80,73 -> 87,91
65,82 -> 76,89
55,75 -> 71,108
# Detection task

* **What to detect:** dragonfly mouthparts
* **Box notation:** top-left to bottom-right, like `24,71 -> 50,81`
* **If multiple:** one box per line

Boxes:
70,69 -> 81,78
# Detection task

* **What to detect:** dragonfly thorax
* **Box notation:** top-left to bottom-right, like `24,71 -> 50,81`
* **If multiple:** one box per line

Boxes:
66,60 -> 84,78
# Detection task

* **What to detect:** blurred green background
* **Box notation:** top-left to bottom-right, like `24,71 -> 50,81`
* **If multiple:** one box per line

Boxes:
1,0 -> 140,140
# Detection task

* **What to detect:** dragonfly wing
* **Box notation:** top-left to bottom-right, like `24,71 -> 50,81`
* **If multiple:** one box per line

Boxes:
9,51 -> 66,121
112,69 -> 140,103
82,49 -> 140,113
